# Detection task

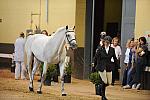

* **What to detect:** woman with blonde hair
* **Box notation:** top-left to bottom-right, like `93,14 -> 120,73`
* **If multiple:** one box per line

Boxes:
111,37 -> 122,85
122,38 -> 136,88
124,38 -> 134,65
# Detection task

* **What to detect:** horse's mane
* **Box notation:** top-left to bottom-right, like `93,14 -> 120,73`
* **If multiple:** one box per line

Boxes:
51,27 -> 66,37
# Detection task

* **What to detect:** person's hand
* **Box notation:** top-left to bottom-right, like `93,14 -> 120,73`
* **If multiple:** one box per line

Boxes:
118,69 -> 121,73
138,47 -> 143,53
126,64 -> 128,68
91,63 -> 95,67
139,51 -> 145,56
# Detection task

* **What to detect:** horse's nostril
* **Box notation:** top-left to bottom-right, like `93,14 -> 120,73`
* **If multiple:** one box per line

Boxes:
74,44 -> 77,47
72,44 -> 77,49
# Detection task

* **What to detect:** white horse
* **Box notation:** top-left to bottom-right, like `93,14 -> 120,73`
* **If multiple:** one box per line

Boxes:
25,26 -> 77,95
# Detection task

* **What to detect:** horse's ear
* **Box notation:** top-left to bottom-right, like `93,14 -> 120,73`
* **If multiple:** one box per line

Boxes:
73,26 -> 75,30
66,25 -> 68,30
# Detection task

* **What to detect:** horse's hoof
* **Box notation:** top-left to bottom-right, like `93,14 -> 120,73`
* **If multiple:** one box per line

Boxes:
37,91 -> 42,94
29,87 -> 34,92
62,93 -> 67,96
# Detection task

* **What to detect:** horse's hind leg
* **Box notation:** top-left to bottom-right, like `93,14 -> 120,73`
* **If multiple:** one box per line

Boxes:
31,57 -> 40,81
27,53 -> 34,91
37,61 -> 48,94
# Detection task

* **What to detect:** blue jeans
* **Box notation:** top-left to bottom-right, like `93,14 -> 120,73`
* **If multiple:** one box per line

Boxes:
127,67 -> 133,85
122,65 -> 135,86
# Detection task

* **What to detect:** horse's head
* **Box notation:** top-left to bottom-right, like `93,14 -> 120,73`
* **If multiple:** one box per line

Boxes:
65,26 -> 77,49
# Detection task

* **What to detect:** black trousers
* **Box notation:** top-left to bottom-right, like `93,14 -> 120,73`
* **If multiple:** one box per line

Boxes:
112,67 -> 116,84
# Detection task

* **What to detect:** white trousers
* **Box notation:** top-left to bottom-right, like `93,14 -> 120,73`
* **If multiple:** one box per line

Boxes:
15,61 -> 26,79
98,70 -> 112,85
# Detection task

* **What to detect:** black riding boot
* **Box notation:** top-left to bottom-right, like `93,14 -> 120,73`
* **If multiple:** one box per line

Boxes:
101,83 -> 108,100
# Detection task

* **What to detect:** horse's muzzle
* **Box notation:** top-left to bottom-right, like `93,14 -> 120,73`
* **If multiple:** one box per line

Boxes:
71,43 -> 77,49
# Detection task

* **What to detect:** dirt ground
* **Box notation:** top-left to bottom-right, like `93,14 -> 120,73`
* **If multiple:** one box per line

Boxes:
0,69 -> 150,100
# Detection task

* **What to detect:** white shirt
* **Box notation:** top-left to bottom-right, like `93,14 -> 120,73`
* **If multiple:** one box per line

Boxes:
111,44 -> 122,59
124,48 -> 130,64
14,37 -> 26,61
105,46 -> 109,54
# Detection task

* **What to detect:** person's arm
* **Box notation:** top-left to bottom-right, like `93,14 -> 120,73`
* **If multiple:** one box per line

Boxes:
14,40 -> 17,53
92,47 -> 101,66
117,46 -> 122,72
140,45 -> 148,56
138,46 -> 148,56
113,48 -> 119,69
137,47 -> 143,54
118,46 -> 122,59
124,48 -> 130,67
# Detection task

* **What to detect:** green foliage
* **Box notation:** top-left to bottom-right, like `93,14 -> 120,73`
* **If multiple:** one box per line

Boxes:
46,64 -> 57,80
89,72 -> 101,85
64,63 -> 72,75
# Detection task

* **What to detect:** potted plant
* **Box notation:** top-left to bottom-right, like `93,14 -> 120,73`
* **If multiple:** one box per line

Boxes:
89,72 -> 102,95
53,64 -> 59,82
64,62 -> 72,83
11,58 -> 15,73
44,64 -> 57,86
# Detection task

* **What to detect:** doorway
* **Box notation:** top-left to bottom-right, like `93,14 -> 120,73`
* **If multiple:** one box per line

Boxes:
84,0 -> 136,79
93,0 -> 122,81
93,0 -> 122,55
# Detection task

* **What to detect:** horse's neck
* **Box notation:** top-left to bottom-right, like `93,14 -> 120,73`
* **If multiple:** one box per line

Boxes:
52,29 -> 66,50
45,29 -> 66,58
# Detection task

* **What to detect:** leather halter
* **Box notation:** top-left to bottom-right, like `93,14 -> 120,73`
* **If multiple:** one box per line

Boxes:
65,30 -> 76,45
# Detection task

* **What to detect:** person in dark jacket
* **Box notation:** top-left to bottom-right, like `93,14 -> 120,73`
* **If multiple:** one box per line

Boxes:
132,37 -> 148,89
93,36 -> 118,100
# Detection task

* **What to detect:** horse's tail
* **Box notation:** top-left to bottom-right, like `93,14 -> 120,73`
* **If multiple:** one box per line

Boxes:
25,52 -> 34,76
24,34 -> 34,70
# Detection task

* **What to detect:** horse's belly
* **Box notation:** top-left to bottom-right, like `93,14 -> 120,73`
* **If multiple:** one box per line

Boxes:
50,56 -> 59,64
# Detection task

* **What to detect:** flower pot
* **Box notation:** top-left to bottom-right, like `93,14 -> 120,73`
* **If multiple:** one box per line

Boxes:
44,78 -> 51,86
53,75 -> 58,82
11,65 -> 15,73
64,74 -> 71,83
11,61 -> 15,73
95,84 -> 102,96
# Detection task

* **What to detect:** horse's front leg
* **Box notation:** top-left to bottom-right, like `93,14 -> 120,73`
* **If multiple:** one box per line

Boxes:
59,62 -> 67,96
37,61 -> 48,94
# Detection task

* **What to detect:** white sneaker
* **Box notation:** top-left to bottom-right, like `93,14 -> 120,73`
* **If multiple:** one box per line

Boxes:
136,83 -> 141,90
51,81 -> 55,86
132,84 -> 136,89
123,85 -> 131,89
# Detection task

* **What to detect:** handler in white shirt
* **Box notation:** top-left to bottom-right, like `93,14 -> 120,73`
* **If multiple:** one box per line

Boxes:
14,32 -> 26,80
